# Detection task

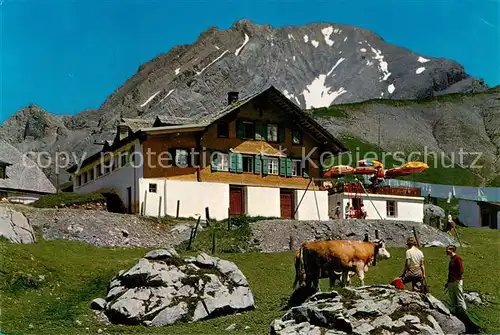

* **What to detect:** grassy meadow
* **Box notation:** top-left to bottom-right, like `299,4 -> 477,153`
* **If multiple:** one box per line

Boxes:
0,226 -> 499,335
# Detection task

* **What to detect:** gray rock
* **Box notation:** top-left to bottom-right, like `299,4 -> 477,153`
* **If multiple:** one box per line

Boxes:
150,302 -> 188,326
0,207 -> 35,244
225,323 -> 236,331
270,286 -> 466,335
145,248 -> 179,260
464,291 -> 482,305
424,241 -> 445,247
95,251 -> 254,326
90,298 -> 107,310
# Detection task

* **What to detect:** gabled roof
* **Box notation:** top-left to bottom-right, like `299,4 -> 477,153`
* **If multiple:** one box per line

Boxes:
120,118 -> 155,133
0,160 -> 13,167
0,140 -> 56,194
67,85 -> 347,173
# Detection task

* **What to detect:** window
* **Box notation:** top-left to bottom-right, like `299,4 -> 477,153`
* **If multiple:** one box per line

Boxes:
82,172 -> 87,184
0,166 -> 5,179
267,124 -> 278,142
291,159 -> 308,177
212,152 -> 229,171
76,175 -> 81,187
386,201 -> 397,217
237,120 -> 255,139
89,169 -> 94,181
242,155 -> 254,173
173,149 -> 189,167
217,122 -> 229,138
121,152 -> 128,167
149,183 -> 157,193
292,129 -> 302,145
268,158 -> 279,175
96,164 -> 102,177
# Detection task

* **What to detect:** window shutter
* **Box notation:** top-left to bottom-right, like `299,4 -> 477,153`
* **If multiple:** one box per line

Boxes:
256,123 -> 267,140
286,158 -> 293,177
229,152 -> 238,172
211,153 -> 219,171
262,156 -> 269,175
236,121 -> 244,139
302,160 -> 309,178
279,126 -> 286,143
236,153 -> 243,173
254,155 -> 261,174
279,158 -> 286,176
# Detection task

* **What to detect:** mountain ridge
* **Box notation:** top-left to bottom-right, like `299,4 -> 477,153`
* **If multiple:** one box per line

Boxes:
0,19 -> 496,187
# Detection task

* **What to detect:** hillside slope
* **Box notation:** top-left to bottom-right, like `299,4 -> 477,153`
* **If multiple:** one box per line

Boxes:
0,19 -> 495,186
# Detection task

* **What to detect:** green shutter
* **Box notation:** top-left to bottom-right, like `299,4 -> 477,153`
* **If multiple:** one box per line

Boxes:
279,158 -> 286,176
256,123 -> 267,141
279,126 -> 286,143
236,153 -> 243,173
211,153 -> 219,171
254,155 -> 261,174
229,152 -> 238,172
286,158 -> 293,177
236,121 -> 244,139
302,160 -> 309,178
262,157 -> 269,175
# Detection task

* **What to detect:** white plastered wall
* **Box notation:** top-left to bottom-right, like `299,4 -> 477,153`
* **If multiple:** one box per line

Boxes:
331,193 -> 424,222
139,179 -> 230,220
74,142 -> 142,212
246,186 -> 280,218
295,190 -> 329,220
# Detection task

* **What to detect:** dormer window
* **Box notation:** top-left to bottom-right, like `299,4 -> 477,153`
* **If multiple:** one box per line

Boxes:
0,161 -> 12,179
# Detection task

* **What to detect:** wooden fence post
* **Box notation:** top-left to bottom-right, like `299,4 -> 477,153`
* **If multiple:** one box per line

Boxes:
375,229 -> 379,240
158,196 -> 162,218
227,208 -> 231,231
143,190 -> 148,216
176,200 -> 180,218
412,227 -> 420,247
211,230 -> 216,254
186,227 -> 194,250
205,207 -> 210,227
193,216 -> 201,238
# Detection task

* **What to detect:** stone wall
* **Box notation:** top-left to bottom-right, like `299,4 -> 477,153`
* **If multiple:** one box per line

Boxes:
251,219 -> 457,252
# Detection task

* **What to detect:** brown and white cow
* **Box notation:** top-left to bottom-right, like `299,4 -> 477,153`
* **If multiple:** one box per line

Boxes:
294,239 -> 391,291
293,249 -> 355,289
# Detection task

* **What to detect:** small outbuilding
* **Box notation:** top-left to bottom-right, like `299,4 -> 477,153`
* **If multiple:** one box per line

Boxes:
459,199 -> 499,230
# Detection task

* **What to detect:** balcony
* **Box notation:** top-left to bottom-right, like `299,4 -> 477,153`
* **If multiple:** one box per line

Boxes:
326,182 -> 421,197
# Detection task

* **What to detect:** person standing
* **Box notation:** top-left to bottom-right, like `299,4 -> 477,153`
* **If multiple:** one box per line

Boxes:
334,202 -> 341,219
344,202 -> 350,219
445,245 -> 480,333
401,237 -> 426,291
445,245 -> 466,314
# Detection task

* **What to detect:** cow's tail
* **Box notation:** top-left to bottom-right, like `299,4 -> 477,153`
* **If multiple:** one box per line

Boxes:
293,246 -> 305,290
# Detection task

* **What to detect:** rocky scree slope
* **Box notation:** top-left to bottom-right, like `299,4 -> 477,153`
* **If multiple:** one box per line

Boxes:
0,19 -> 491,185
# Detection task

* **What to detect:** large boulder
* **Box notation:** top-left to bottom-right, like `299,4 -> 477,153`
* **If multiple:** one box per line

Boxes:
270,286 -> 466,335
0,206 -> 36,244
91,250 -> 255,326
423,204 -> 446,230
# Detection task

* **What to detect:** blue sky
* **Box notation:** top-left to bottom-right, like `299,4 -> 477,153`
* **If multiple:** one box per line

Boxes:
1,0 -> 498,122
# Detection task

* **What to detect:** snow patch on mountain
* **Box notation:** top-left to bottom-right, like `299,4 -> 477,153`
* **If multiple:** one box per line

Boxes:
159,89 -> 175,103
235,33 -> 250,56
327,58 -> 346,76
371,47 -> 391,81
303,35 -> 309,43
174,68 -> 180,75
302,74 -> 347,109
140,91 -> 161,107
388,84 -> 396,94
196,50 -> 229,75
311,40 -> 319,48
416,67 -> 426,74
418,56 -> 430,63
321,26 -> 335,46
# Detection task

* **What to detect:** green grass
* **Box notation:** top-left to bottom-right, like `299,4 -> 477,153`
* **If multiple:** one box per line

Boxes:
31,192 -> 105,208
325,135 -> 484,186
0,227 -> 499,334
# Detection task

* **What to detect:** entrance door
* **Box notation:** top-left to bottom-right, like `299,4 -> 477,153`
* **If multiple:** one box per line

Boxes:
280,189 -> 294,219
127,187 -> 132,214
230,187 -> 244,216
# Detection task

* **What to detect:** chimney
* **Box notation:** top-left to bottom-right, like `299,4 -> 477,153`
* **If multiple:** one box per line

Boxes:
228,91 -> 239,105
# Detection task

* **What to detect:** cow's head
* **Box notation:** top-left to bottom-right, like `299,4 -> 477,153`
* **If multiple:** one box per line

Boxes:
373,240 -> 391,265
